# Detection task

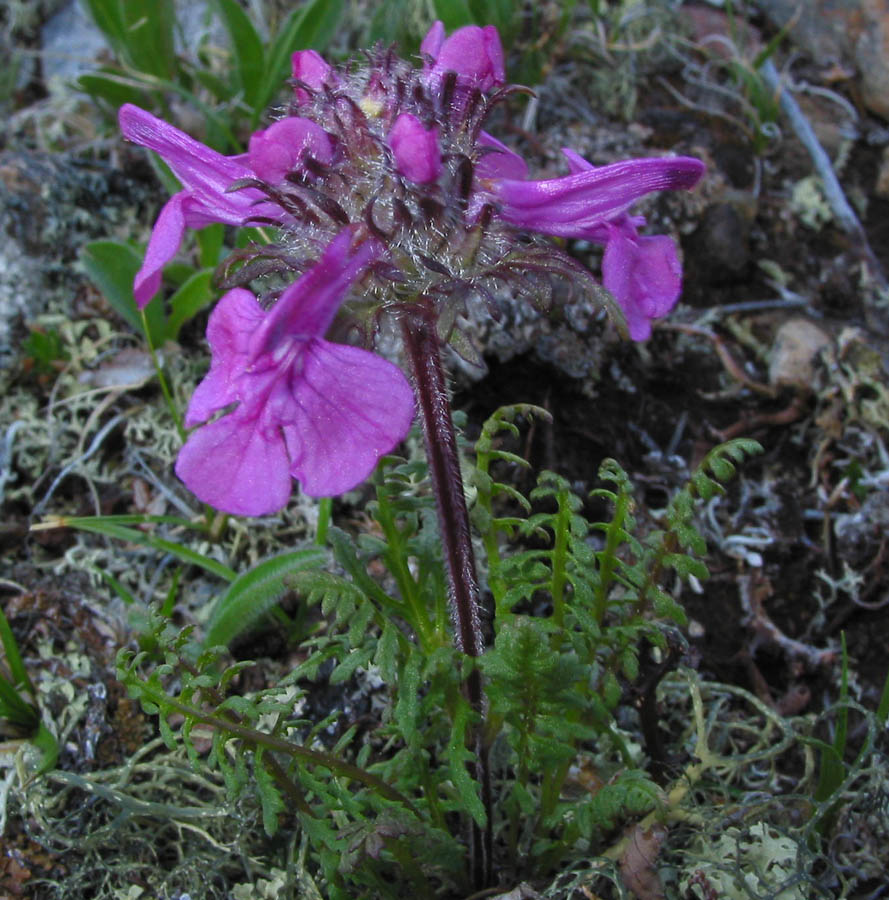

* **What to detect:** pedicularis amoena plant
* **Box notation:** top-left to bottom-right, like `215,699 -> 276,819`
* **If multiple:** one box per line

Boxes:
112,21 -> 759,897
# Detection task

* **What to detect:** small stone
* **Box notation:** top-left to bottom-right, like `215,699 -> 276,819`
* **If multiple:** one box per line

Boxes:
875,146 -> 889,199
759,0 -> 889,122
768,318 -> 832,390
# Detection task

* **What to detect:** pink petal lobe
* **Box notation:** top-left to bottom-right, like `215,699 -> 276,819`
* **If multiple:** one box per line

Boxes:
133,193 -> 186,308
420,21 -> 446,59
602,227 -> 682,341
175,407 -> 292,516
291,49 -> 335,102
248,117 -> 333,183
424,24 -> 505,91
476,131 -> 528,180
248,229 -> 383,362
388,114 -> 442,183
119,104 -> 252,202
184,289 -> 266,427
284,340 -> 415,496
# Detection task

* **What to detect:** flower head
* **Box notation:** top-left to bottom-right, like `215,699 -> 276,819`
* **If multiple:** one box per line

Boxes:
121,21 -> 705,512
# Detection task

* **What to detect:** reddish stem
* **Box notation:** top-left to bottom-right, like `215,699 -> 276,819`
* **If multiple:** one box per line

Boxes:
400,301 -> 491,887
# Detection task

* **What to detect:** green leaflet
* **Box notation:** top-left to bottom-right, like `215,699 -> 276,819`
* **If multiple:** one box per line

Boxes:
203,548 -> 327,648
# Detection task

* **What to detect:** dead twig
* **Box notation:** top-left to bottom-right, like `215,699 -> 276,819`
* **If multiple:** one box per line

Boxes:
759,60 -> 888,300
738,572 -> 835,669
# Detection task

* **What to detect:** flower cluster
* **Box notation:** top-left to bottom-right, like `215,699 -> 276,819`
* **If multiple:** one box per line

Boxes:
120,22 -> 704,515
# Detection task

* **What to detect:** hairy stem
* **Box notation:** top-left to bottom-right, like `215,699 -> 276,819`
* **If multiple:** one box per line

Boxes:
400,302 -> 491,886
401,305 -> 484,662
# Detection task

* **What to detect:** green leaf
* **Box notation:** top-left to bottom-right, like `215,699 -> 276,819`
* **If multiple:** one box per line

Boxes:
374,622 -> 399,684
196,223 -> 225,269
94,566 -> 136,606
80,240 -> 164,342
164,269 -> 215,340
255,0 -> 344,118
204,548 -> 327,648
81,0 -> 127,54
447,699 -> 486,826
876,666 -> 889,727
0,678 -> 38,728
211,0 -> 265,106
394,651 -> 421,744
34,516 -> 235,582
77,70 -> 151,107
434,0 -> 475,29
255,751 -> 286,836
29,723 -> 60,777
121,0 -> 178,80
329,646 -> 374,685
0,605 -> 33,695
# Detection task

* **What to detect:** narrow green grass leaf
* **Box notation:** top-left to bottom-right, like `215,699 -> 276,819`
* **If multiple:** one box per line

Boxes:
203,548 -> 327,648
255,0 -> 343,118
33,517 -> 235,581
212,0 -> 265,106
121,0 -> 177,80
0,605 -> 33,695
29,723 -> 61,777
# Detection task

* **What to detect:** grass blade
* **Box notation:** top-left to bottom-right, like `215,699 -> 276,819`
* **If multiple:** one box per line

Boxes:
32,516 -> 235,582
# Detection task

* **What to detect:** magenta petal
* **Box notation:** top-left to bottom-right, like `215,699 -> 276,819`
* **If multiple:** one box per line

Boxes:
175,407 -> 292,516
283,340 -> 415,496
493,156 -> 705,236
291,49 -> 335,102
248,229 -> 383,362
133,194 -> 186,308
425,24 -> 505,91
420,21 -> 446,60
184,289 -> 266,427
120,105 -> 254,209
248,117 -> 333,183
602,228 -> 682,341
388,114 -> 442,183
476,131 -> 528,180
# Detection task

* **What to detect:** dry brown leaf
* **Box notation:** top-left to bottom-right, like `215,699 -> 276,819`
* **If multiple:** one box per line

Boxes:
619,823 -> 666,900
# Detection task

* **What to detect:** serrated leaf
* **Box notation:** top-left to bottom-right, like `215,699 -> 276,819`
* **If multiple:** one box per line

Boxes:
394,651 -> 421,743
447,699 -> 486,826
203,548 -> 326,648
329,646 -> 374,685
255,752 -> 286,836
374,622 -> 399,683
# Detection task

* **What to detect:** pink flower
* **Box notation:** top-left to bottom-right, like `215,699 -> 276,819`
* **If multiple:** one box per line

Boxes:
388,114 -> 442,183
175,229 -> 415,515
119,104 -> 287,307
247,117 -> 333,184
482,148 -> 704,338
291,49 -> 336,103
420,21 -> 505,91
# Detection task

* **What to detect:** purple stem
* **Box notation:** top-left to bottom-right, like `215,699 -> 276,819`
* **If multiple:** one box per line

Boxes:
400,301 -> 491,886
400,303 -> 484,664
